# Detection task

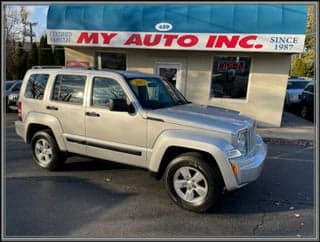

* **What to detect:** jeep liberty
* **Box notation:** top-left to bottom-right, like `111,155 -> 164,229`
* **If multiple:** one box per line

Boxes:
15,67 -> 267,212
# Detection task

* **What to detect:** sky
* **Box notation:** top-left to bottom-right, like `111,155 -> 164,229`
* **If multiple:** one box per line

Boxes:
10,5 -> 49,42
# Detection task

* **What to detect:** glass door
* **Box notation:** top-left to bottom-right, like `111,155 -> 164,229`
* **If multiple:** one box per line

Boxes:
155,63 -> 182,91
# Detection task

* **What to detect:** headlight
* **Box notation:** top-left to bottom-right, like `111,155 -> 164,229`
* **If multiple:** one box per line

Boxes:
8,93 -> 18,101
236,131 -> 247,155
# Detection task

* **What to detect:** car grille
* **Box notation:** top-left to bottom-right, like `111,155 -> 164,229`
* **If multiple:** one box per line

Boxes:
247,125 -> 256,153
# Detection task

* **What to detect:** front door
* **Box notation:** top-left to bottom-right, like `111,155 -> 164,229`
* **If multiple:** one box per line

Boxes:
85,75 -> 147,167
155,63 -> 182,91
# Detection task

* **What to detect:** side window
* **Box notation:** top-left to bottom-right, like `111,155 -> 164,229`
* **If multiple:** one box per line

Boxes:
91,77 -> 126,107
305,84 -> 314,93
51,75 -> 86,105
24,74 -> 49,99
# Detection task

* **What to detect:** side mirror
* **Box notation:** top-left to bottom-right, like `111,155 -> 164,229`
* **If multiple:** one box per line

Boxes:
109,98 -> 135,113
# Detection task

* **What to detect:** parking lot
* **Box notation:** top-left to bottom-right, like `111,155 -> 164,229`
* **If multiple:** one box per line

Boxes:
4,112 -> 316,239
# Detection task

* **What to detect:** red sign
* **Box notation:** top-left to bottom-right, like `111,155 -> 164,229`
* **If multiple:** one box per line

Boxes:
47,30 -> 306,53
66,60 -> 90,67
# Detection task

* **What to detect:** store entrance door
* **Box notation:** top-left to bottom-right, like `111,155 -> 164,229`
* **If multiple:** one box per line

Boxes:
155,63 -> 182,91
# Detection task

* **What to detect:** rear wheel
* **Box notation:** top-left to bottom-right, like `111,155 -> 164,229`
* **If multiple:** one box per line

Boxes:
164,152 -> 223,212
31,130 -> 66,171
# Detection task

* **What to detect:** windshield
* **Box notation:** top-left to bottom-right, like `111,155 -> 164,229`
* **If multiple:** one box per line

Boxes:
126,77 -> 189,109
287,80 -> 309,89
6,81 -> 15,91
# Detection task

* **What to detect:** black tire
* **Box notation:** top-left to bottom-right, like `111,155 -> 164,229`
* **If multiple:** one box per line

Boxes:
164,152 -> 223,213
31,130 -> 66,171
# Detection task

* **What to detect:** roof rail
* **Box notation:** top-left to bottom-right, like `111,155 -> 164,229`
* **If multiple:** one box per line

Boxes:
31,66 -> 97,70
32,66 -> 63,69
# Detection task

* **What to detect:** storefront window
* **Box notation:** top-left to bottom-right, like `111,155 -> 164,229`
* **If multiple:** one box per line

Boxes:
210,56 -> 251,99
97,52 -> 126,70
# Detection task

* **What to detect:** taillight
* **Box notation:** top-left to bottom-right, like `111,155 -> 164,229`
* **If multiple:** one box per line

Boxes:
18,101 -> 22,121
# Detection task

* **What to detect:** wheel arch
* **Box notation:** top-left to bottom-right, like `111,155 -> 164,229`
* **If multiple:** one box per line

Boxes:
25,113 -> 67,151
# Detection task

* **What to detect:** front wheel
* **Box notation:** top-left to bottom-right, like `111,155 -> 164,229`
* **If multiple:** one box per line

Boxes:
164,152 -> 223,212
31,130 -> 66,171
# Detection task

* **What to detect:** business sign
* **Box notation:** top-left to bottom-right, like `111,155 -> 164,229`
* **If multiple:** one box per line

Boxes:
217,61 -> 245,73
47,30 -> 305,53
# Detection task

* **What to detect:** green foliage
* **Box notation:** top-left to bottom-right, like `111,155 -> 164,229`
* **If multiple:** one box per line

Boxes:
53,47 -> 65,65
27,42 -> 39,68
290,5 -> 315,79
38,35 -> 54,65
16,42 -> 29,79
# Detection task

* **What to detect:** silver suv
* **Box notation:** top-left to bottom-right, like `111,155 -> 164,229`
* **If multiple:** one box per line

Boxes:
15,67 -> 267,212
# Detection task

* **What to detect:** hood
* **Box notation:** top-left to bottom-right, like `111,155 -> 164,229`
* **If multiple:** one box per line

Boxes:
147,103 -> 254,134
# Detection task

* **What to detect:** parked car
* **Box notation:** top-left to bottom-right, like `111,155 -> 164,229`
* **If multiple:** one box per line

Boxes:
285,78 -> 309,107
5,80 -> 22,112
299,80 -> 315,121
15,67 -> 267,212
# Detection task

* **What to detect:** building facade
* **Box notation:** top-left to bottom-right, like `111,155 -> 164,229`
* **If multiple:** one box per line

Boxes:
47,4 -> 307,127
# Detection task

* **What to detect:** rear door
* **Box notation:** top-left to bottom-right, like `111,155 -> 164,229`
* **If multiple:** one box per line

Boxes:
46,73 -> 88,155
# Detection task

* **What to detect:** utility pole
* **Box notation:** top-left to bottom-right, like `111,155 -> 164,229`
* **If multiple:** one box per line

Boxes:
22,21 -> 37,49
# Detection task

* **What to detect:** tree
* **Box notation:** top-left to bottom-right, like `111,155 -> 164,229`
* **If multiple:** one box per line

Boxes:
38,35 -> 54,65
16,42 -> 29,79
290,5 -> 315,78
27,42 -> 39,68
4,5 -> 19,80
53,47 -> 65,65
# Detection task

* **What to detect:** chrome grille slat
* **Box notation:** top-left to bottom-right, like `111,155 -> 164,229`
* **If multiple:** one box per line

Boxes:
246,125 -> 256,153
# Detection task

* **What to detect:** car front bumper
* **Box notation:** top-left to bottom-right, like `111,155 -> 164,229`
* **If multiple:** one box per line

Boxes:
226,135 -> 267,190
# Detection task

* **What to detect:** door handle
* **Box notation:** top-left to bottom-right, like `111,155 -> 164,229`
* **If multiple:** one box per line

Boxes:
46,105 -> 58,110
85,111 -> 100,117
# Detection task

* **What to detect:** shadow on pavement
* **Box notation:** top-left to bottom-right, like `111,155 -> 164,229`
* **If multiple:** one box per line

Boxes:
5,176 -> 136,236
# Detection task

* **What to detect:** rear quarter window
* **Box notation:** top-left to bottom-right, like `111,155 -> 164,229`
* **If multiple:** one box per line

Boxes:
24,74 -> 50,99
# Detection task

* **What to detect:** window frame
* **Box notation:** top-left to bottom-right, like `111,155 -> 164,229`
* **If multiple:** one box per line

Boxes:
209,55 -> 252,102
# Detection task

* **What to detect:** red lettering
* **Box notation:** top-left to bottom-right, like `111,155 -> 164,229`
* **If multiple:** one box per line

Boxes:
215,35 -> 240,48
163,34 -> 179,46
239,35 -> 259,48
206,35 -> 217,48
100,33 -> 117,44
77,32 -> 99,44
177,35 -> 198,47
124,34 -> 142,46
144,34 -> 161,46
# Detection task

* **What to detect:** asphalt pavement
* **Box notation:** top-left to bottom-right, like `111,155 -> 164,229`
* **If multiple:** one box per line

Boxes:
3,112 -> 317,239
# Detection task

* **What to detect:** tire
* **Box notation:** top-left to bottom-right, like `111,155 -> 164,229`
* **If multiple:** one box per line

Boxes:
31,130 -> 66,171
164,152 -> 223,213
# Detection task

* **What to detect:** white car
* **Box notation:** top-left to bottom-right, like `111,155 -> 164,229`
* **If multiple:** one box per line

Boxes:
285,78 -> 309,106
15,67 -> 267,212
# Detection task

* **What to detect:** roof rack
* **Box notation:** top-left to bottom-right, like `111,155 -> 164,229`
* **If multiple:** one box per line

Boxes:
31,66 -> 97,70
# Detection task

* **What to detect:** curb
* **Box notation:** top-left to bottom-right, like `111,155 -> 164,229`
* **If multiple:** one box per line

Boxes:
262,137 -> 314,146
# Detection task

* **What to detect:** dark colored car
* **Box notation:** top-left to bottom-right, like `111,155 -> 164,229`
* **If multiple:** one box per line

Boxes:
299,80 -> 315,121
5,80 -> 22,112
